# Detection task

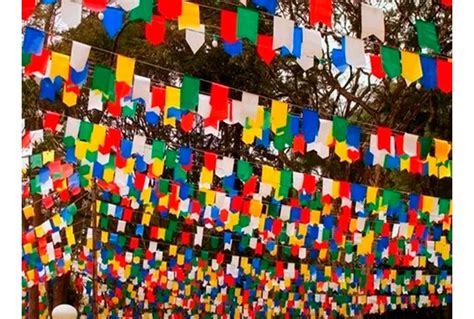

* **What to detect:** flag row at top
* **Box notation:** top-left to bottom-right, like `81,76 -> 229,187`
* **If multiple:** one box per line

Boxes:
22,0 -> 452,92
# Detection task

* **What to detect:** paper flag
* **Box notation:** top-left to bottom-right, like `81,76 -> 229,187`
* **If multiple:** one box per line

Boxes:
361,3 -> 385,41
256,35 -> 275,65
309,0 -> 332,28
369,54 -> 385,79
221,10 -> 238,43
22,0 -> 36,20
420,55 -> 437,90
401,51 -> 422,84
158,0 -> 182,19
437,59 -> 452,93
50,52 -> 70,80
61,0 -> 82,28
91,65 -> 115,98
252,0 -> 277,14
416,20 -> 440,54
381,46 -> 401,79
178,2 -> 200,31
83,0 -> 106,12
116,55 -> 135,86
25,49 -> 50,76
185,25 -> 205,54
345,36 -> 366,68
132,75 -> 151,106
117,0 -> 139,11
237,7 -> 259,45
301,28 -> 323,59
22,27 -> 45,55
272,16 -> 294,51
180,75 -> 200,111
270,101 -> 288,133
88,89 -> 103,111
70,41 -> 91,72
103,6 -> 124,38
207,83 -> 229,126
129,0 -> 153,22
145,15 -> 166,46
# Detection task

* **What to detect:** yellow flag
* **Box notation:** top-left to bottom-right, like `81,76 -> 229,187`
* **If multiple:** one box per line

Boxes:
90,124 -> 106,149
335,141 -> 349,163
50,51 -> 70,80
357,230 -> 374,255
169,245 -> 177,256
434,139 -> 451,162
42,150 -> 54,164
178,2 -> 200,30
249,199 -> 262,217
401,51 -> 422,84
142,212 -> 151,225
62,88 -> 78,107
66,226 -> 75,245
23,205 -> 35,219
164,86 -> 180,127
366,186 -> 378,204
422,195 -> 434,213
103,168 -> 115,183
270,100 -> 288,133
116,55 -> 135,86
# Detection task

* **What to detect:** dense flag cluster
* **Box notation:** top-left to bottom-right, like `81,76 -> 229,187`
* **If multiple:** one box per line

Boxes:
21,0 -> 452,318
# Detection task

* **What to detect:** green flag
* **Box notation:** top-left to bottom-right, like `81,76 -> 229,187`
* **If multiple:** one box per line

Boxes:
78,120 -> 93,142
237,160 -> 253,182
91,65 -> 116,99
416,20 -> 440,54
180,75 -> 200,111
332,116 -> 348,142
237,7 -> 259,45
381,46 -> 401,79
419,136 -> 432,159
129,0 -> 153,22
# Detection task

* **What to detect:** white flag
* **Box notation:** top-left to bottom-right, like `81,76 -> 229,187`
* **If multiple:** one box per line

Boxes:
186,25 -> 205,54
361,3 -> 385,41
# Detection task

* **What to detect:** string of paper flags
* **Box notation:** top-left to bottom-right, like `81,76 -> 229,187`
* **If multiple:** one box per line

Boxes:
22,0 -> 452,91
22,31 -> 453,179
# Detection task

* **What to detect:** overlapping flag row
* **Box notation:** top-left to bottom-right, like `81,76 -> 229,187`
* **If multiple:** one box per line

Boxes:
69,228 -> 452,318
49,115 -> 452,218
22,35 -> 453,178
93,189 -> 451,269
22,0 -> 452,90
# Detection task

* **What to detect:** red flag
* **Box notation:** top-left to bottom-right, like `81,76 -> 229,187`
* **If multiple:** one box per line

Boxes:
256,35 -> 276,65
302,173 -> 316,195
441,0 -> 452,6
25,49 -> 50,76
292,134 -> 306,154
437,58 -> 452,93
158,0 -> 182,19
221,10 -> 238,43
43,111 -> 61,132
309,0 -> 332,28
377,126 -> 392,152
369,54 -> 385,79
22,0 -> 36,20
205,83 -> 229,127
151,86 -> 166,111
180,112 -> 194,132
394,134 -> 404,156
145,15 -> 166,46
83,0 -> 107,12
204,152 -> 217,170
